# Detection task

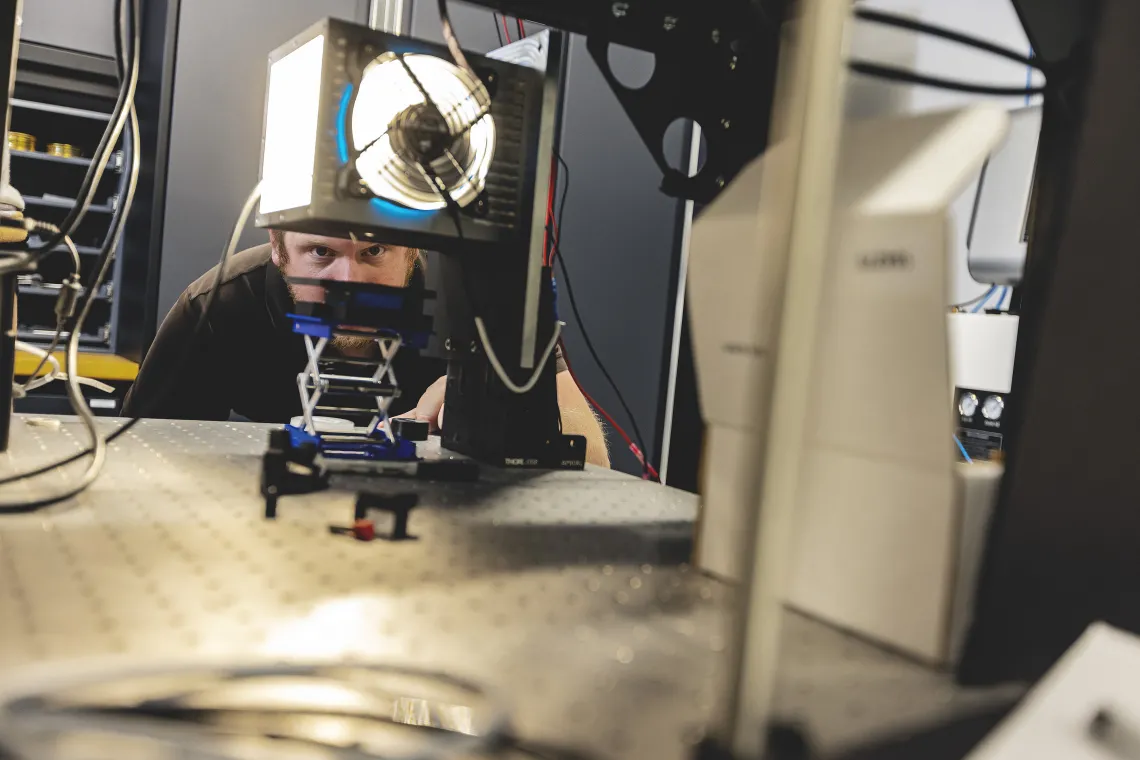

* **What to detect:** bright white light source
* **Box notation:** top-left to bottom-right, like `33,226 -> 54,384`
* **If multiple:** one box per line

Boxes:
352,52 -> 494,210
260,35 -> 325,215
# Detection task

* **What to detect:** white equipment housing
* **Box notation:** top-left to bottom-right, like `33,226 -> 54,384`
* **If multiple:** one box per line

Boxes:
950,311 -> 1020,396
691,105 -> 1010,666
967,105 -> 1041,287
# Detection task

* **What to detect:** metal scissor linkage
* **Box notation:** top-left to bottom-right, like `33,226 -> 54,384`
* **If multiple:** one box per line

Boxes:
296,330 -> 403,441
281,277 -> 436,462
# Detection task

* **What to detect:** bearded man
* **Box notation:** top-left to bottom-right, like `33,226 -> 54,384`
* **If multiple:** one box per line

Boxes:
123,231 -> 609,466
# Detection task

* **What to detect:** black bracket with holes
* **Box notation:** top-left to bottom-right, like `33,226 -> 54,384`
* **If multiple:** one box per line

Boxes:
473,0 -> 787,203
261,429 -> 329,519
585,0 -> 786,202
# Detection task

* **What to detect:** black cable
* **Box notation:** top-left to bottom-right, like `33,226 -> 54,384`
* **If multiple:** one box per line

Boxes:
492,12 -> 505,47
854,8 -> 1039,69
550,153 -> 570,270
437,0 -> 477,76
849,60 -> 1045,96
26,0 -> 136,257
556,257 -> 650,478
0,185 -> 258,494
550,155 -> 650,478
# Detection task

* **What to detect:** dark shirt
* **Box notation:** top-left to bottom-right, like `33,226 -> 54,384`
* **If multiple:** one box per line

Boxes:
123,244 -> 448,422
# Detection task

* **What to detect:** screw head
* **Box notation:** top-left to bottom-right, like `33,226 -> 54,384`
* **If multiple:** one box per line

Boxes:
716,176 -> 725,187
711,28 -> 721,43
729,56 -> 738,70
470,341 -> 478,353
721,118 -> 731,129
445,338 -> 452,350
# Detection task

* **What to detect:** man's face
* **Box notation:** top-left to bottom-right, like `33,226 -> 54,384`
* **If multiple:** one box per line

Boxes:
271,232 -> 415,303
272,232 -> 416,354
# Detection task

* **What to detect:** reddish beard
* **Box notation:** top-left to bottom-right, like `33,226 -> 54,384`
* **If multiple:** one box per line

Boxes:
283,281 -> 377,356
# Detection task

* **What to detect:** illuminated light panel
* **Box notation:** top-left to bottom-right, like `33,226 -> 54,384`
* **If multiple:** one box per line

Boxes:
261,35 -> 326,215
351,52 -> 495,211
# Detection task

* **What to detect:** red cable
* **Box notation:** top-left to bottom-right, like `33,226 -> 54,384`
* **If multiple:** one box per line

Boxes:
517,18 -> 526,39
543,157 -> 556,265
573,369 -> 659,481
502,16 -> 512,43
549,164 -> 656,480
561,343 -> 659,481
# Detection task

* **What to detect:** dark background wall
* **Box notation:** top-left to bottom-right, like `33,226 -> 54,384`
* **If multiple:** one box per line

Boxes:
409,3 -> 690,475
156,0 -> 368,319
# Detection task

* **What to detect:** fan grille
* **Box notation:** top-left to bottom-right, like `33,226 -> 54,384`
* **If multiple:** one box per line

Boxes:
352,52 -> 495,211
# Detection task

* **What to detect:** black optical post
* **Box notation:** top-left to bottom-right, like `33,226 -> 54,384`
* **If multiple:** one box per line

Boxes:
0,0 -> 26,452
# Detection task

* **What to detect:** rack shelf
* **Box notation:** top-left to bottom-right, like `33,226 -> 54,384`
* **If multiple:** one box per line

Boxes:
10,148 -> 94,168
18,284 -> 111,300
17,329 -> 109,346
27,237 -> 104,256
23,196 -> 114,213
11,98 -> 112,121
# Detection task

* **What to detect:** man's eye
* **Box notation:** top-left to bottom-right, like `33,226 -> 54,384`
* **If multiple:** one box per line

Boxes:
362,245 -> 387,258
309,246 -> 334,258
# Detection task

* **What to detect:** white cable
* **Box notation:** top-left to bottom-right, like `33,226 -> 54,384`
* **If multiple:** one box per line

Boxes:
61,234 -> 80,273
16,343 -> 114,395
0,0 -> 139,512
474,317 -> 562,394
13,341 -> 60,396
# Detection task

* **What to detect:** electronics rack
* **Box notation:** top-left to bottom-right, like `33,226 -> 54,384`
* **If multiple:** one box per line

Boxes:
10,43 -> 128,350
10,43 -> 139,414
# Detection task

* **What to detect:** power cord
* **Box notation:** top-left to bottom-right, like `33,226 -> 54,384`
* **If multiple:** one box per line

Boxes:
0,107 -> 140,513
0,181 -> 261,505
849,8 -> 1046,96
474,316 -> 562,394
436,0 -> 478,77
971,287 -> 996,313
854,8 -> 1040,69
548,152 -> 653,479
848,61 -> 1045,96
436,192 -> 562,395
492,12 -> 505,47
14,227 -> 81,389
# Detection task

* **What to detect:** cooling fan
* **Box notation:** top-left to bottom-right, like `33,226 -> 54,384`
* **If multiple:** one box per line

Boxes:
255,18 -> 552,255
352,52 -> 495,211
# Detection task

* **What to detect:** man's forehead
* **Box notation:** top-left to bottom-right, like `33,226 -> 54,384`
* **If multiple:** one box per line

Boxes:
285,232 -> 401,250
